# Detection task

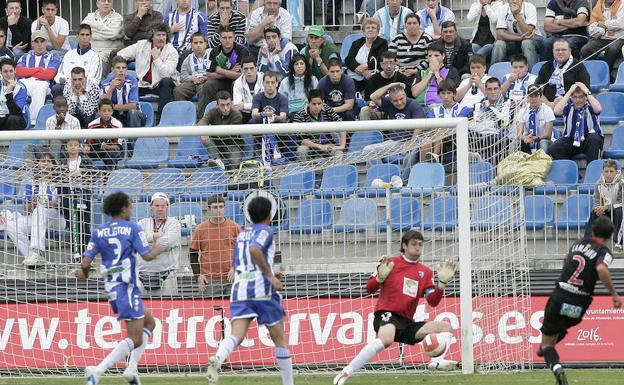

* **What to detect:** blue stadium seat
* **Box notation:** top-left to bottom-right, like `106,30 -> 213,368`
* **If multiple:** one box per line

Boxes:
609,62 -> 624,92
530,61 -> 546,75
141,168 -> 185,201
358,163 -> 401,197
139,102 -> 155,127
471,196 -> 514,230
347,130 -> 384,153
225,200 -> 245,227
103,169 -> 143,198
555,194 -> 593,230
204,101 -> 217,116
401,163 -> 445,197
32,104 -> 55,130
578,159 -> 621,194
603,125 -> 624,158
523,195 -> 555,230
183,167 -> 227,201
0,170 -> 15,203
169,202 -> 203,236
595,92 -> 624,125
422,196 -> 457,231
585,60 -> 610,92
488,62 -> 511,81
68,36 -> 77,49
289,199 -> 333,234
333,197 -> 378,232
377,197 -> 420,232
314,165 -> 358,198
450,161 -> 494,194
125,137 -> 170,169
159,101 -> 197,127
168,136 -> 209,168
278,169 -> 316,199
91,202 -> 105,226
132,202 -> 151,221
340,33 -> 364,62
534,160 -> 578,194
0,140 -> 43,169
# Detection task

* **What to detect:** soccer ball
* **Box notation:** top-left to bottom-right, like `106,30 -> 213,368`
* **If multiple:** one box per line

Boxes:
421,333 -> 446,357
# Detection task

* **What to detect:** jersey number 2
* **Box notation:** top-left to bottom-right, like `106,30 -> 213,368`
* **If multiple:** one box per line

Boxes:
567,255 -> 585,286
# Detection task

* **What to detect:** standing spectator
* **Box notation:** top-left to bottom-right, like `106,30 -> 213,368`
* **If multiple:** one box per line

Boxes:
257,26 -> 297,82
516,85 -> 555,154
82,0 -> 124,75
137,192 -> 181,295
15,31 -> 60,125
437,21 -> 472,78
233,56 -> 263,123
500,54 -> 536,101
122,0 -> 164,47
345,17 -> 387,93
62,67 -> 100,128
542,0 -> 590,60
416,0 -> 455,39
189,194 -> 241,297
173,32 -> 212,119
456,54 -> 491,109
117,22 -> 178,118
100,55 -> 147,128
0,0 -> 30,60
197,90 -> 244,169
317,58 -> 356,121
584,160 -> 624,249
247,0 -> 292,56
84,99 -> 124,169
373,0 -> 411,41
549,81 -> 603,163
278,53 -> 316,114
491,0 -> 543,70
0,57 -> 26,129
299,25 -> 340,79
411,42 -> 461,108
31,0 -> 69,53
43,96 -> 80,160
0,27 -> 13,61
581,0 -> 624,79
467,0 -> 502,59
163,0 -> 208,66
206,0 -> 247,48
389,13 -> 434,79
52,24 -> 102,98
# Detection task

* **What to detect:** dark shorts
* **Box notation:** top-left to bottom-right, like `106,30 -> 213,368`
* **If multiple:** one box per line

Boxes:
373,311 -> 426,345
540,288 -> 593,339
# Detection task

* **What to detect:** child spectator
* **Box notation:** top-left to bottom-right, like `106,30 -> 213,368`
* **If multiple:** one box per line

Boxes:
500,54 -> 536,102
44,95 -> 80,159
173,32 -> 212,119
100,56 -> 147,128
584,159 -> 623,250
411,42 -> 460,109
456,54 -> 490,109
85,98 -> 124,169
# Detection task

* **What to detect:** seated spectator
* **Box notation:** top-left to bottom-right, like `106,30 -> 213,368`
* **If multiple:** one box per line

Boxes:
438,21 -> 472,78
0,1 -> 30,60
257,26 -> 297,82
535,38 -> 589,108
173,32 -> 212,119
278,53 -> 317,114
85,98 -> 124,169
584,159 -> 623,249
52,24 -> 102,98
491,0 -> 543,70
31,0 -> 70,53
137,192 -> 181,295
292,89 -> 346,161
100,56 -> 147,128
362,50 -> 413,119
542,0 -> 589,60
62,67 -> 100,128
416,0 -> 455,39
373,0 -> 411,41
368,82 -> 425,136
516,85 -> 555,154
161,0 -> 224,17
411,42 -> 461,108
317,58 -> 356,121
44,96 -> 80,160
189,194 -> 241,297
581,0 -> 624,80
15,31 -> 60,125
233,55 -> 263,122
197,25 -> 248,118
0,27 -> 14,61
82,0 -> 124,75
163,0 -> 208,67
501,54 -> 536,101
206,0 -> 247,48
456,54 -> 491,109
247,0 -> 292,56
549,81 -> 602,163
117,22 -> 178,118
389,13 -> 433,79
0,57 -> 27,129
299,25 -> 340,80
467,0 -> 502,59
122,0 -> 163,47
197,90 -> 244,169
345,17 -> 387,93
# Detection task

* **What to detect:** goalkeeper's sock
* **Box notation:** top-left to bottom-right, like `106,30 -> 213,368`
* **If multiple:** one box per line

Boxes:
215,335 -> 240,366
275,347 -> 294,385
430,332 -> 453,363
344,338 -> 385,375
128,328 -> 152,369
96,338 -> 134,374
542,346 -> 560,371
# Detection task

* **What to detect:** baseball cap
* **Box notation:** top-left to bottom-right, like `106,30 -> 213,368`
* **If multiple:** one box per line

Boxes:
150,192 -> 170,205
527,84 -> 542,97
31,30 -> 48,42
307,25 -> 325,37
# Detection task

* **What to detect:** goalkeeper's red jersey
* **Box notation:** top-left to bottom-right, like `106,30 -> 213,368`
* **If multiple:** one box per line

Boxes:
366,255 -> 435,320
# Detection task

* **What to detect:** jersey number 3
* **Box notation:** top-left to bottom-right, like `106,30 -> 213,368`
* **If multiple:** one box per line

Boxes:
108,237 -> 122,264
567,255 -> 585,286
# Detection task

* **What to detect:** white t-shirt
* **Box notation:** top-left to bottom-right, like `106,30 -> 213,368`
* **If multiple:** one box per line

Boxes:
248,7 -> 292,47
502,72 -> 537,101
31,17 -> 71,51
457,75 -> 491,109
517,102 -> 556,137
496,2 -> 542,37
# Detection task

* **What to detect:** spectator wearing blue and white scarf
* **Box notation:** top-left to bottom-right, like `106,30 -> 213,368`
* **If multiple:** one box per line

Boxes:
516,85 -> 555,154
416,0 -> 455,39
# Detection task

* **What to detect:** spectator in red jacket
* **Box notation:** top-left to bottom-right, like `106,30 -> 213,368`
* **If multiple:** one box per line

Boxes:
84,98 -> 124,170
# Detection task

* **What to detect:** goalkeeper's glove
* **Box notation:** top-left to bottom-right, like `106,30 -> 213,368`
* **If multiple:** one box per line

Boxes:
436,259 -> 458,288
376,255 -> 394,283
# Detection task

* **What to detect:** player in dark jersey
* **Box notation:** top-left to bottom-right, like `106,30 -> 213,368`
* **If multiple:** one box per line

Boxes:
539,216 -> 621,385
333,230 -> 458,385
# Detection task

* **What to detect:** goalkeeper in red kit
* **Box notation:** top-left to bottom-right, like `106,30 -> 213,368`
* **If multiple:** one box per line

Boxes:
333,230 -> 458,385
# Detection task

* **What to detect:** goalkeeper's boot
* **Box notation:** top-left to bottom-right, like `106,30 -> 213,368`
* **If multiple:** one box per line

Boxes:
206,355 -> 220,384
554,367 -> 568,385
536,346 -> 544,357
85,366 -> 101,385
427,359 -> 458,371
122,365 -> 142,385
332,370 -> 351,385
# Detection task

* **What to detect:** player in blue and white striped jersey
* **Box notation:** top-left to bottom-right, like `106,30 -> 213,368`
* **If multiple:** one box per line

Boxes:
207,196 -> 293,385
75,192 -> 163,385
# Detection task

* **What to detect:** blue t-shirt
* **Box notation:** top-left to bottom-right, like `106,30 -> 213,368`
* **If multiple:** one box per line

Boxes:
317,74 -> 356,108
231,223 -> 276,301
251,92 -> 289,117
380,97 -> 425,140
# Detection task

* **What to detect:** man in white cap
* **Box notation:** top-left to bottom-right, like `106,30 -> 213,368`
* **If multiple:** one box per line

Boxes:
137,192 -> 181,295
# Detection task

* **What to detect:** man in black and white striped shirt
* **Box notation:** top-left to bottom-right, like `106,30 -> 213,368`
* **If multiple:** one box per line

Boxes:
205,0 -> 247,48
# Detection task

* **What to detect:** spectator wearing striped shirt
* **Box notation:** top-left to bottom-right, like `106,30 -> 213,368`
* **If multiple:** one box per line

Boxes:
257,26 -> 297,82
100,55 -> 147,128
163,0 -> 208,69
174,32 -> 213,119
345,17 -> 387,93
205,0 -> 247,49
437,21 -> 473,78
500,54 -> 536,102
416,0 -> 455,39
389,13 -> 434,79
85,98 -> 124,169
